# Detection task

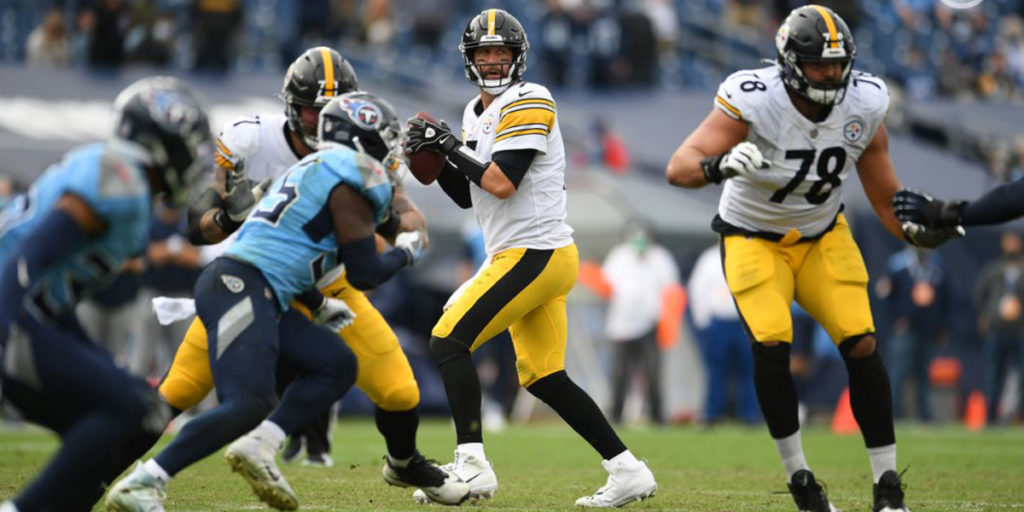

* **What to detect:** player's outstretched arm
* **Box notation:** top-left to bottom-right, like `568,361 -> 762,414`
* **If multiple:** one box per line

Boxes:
959,181 -> 1024,226
666,108 -> 750,188
855,124 -> 905,241
330,184 -> 421,291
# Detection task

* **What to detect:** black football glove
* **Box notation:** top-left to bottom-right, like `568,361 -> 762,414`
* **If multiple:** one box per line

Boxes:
224,160 -> 259,223
404,117 -> 459,155
892,188 -> 966,228
901,221 -> 966,249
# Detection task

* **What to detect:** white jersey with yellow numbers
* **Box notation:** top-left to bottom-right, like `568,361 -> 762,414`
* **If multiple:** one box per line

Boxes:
713,65 -> 889,237
460,81 -> 574,255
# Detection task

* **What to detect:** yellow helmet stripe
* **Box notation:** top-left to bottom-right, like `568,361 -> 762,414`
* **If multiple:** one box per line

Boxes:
487,9 -> 496,36
319,47 -> 336,97
810,5 -> 839,49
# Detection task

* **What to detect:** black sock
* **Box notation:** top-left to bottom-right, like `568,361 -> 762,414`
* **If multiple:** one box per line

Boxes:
752,343 -> 800,439
842,345 -> 895,448
375,406 -> 419,460
526,370 -> 627,460
429,336 -> 483,444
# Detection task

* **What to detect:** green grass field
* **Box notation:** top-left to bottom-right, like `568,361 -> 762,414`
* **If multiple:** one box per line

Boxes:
1,419 -> 1021,511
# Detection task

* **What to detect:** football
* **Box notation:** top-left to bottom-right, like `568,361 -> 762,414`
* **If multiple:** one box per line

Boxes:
405,111 -> 446,185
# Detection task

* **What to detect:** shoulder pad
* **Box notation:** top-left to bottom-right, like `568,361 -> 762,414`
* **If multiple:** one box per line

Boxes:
215,116 -> 263,168
847,71 -> 890,119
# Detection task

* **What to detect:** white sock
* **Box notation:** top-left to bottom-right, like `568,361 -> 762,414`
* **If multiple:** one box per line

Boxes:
457,442 -> 486,461
608,450 -> 640,467
388,454 -> 413,468
142,459 -> 171,483
254,420 -> 287,448
774,431 -> 810,478
1,500 -> 21,512
867,444 -> 897,483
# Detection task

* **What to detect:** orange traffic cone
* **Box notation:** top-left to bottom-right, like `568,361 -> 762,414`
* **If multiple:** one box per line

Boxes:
964,390 -> 987,431
831,387 -> 860,435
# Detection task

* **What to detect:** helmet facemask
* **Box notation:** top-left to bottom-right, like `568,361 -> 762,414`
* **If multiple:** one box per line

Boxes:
775,6 -> 857,106
461,42 -> 527,95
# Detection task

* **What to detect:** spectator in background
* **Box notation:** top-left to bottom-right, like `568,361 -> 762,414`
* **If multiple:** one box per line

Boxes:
641,0 -> 679,59
591,118 -> 630,173
540,0 -> 574,87
600,220 -> 682,425
876,247 -> 951,422
192,0 -> 242,72
87,0 -> 129,69
618,2 -> 657,86
687,244 -> 759,426
362,0 -> 395,48
0,175 -> 14,210
724,0 -> 761,30
27,7 -> 70,67
587,8 -> 623,89
409,0 -> 449,55
124,8 -> 175,67
974,230 -> 1024,425
76,260 -> 144,368
978,50 -> 1018,101
129,200 -> 202,379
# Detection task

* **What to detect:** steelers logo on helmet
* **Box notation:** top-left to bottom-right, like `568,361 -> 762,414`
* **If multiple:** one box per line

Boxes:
459,8 -> 530,95
775,4 -> 857,106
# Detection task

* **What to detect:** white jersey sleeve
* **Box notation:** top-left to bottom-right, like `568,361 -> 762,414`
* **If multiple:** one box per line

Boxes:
213,116 -> 264,171
713,68 -> 775,124
492,83 -> 557,154
846,70 -> 890,144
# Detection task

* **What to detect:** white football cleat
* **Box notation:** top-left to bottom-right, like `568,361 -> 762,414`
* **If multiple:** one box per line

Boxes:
413,449 -> 497,504
575,459 -> 657,508
105,462 -> 167,512
225,433 -> 298,511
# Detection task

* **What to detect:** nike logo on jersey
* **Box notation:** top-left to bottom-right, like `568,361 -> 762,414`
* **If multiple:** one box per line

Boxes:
518,89 -> 531,97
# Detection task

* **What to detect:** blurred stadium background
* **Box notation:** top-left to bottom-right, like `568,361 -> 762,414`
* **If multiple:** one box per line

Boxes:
1,0 -> 1024,432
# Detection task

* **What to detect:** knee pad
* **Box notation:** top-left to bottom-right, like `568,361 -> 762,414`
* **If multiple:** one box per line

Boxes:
428,336 -> 471,367
378,384 -> 420,412
751,342 -> 791,369
525,370 -> 570,400
839,334 -> 876,361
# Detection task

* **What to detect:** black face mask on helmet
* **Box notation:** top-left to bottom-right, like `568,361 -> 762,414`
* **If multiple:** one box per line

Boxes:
280,46 -> 359,148
112,76 -> 213,205
775,5 -> 857,106
459,8 -> 529,95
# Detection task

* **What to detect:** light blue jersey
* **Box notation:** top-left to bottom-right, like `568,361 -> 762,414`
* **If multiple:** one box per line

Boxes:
0,143 -> 151,316
226,146 -> 393,310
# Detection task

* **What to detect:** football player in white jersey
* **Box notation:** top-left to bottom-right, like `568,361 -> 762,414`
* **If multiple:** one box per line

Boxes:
666,5 -> 952,512
109,47 -> 469,510
403,8 -> 656,508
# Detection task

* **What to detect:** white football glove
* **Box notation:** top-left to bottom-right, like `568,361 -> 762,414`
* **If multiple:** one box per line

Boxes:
395,231 -> 426,265
312,296 -> 357,332
720,142 -> 767,179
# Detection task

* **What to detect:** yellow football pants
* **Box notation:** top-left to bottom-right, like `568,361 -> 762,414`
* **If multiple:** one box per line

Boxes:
432,243 -> 579,387
721,215 -> 875,345
159,273 -> 419,412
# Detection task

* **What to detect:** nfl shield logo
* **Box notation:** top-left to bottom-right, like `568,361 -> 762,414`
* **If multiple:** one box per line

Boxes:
221,274 -> 245,293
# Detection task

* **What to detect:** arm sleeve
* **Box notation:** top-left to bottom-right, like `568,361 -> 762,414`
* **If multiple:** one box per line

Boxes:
336,235 -> 410,290
0,209 -> 90,325
491,149 -> 537,189
436,162 -> 473,209
960,180 -> 1024,227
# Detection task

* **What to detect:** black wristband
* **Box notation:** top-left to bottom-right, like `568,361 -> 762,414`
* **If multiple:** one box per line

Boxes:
213,208 -> 242,234
700,154 -> 725,184
446,144 -> 489,187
